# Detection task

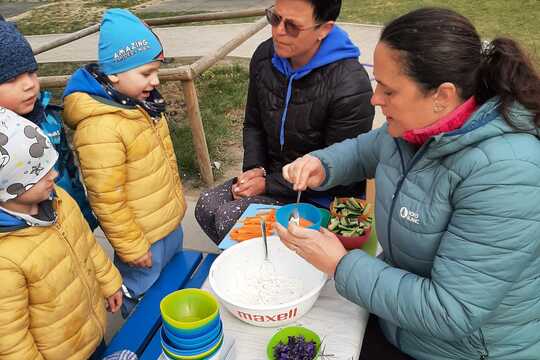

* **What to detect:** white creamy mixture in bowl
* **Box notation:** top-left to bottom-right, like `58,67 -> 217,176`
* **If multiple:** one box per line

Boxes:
209,236 -> 327,327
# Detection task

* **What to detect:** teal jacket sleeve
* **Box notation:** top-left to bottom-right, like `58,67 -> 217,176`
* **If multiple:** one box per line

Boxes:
334,160 -> 540,340
310,126 -> 386,190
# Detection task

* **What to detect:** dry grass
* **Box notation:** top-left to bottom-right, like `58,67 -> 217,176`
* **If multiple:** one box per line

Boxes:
341,0 -> 540,66
15,0 -> 153,35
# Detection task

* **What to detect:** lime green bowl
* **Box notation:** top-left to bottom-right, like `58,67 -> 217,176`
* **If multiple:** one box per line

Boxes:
160,289 -> 219,330
318,208 -> 331,228
266,326 -> 321,360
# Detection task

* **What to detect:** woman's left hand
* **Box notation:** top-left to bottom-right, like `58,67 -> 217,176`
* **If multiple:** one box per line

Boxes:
274,222 -> 348,276
233,174 -> 266,198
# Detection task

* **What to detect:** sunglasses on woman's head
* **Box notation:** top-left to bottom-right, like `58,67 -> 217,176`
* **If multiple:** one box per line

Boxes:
265,6 -> 321,38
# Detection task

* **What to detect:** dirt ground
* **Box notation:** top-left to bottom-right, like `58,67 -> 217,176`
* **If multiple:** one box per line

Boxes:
0,2 -> 40,19
182,140 -> 244,197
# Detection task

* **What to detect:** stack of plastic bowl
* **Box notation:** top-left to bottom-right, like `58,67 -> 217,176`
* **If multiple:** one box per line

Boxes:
160,289 -> 224,360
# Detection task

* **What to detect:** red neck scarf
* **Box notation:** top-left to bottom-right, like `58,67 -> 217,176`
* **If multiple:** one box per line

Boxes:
402,97 -> 477,146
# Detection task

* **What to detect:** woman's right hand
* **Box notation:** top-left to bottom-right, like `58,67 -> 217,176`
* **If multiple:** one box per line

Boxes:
282,155 -> 326,191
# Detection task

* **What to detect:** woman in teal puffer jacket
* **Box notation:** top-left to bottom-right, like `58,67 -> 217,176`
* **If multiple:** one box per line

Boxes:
276,7 -> 540,360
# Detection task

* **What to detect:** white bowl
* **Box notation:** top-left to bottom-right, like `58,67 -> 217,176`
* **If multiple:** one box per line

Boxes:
209,235 -> 327,327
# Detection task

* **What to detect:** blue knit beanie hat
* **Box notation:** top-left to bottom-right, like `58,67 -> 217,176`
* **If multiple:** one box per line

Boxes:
0,21 -> 38,84
98,9 -> 163,75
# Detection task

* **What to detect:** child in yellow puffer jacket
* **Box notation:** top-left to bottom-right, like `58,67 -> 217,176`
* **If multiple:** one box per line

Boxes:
0,108 -> 123,360
62,8 -> 187,318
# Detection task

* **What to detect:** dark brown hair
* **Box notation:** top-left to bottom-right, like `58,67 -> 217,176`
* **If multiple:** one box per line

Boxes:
309,0 -> 341,22
380,7 -> 540,125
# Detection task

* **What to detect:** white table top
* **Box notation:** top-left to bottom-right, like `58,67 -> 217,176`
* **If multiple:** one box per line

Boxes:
202,278 -> 369,360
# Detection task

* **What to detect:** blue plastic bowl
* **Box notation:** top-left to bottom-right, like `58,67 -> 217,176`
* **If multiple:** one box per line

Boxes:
163,320 -> 223,350
163,313 -> 220,338
275,203 -> 321,230
161,325 -> 224,358
161,339 -> 223,360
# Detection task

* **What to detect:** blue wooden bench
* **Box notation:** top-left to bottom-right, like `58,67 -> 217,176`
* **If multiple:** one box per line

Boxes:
103,250 -> 218,357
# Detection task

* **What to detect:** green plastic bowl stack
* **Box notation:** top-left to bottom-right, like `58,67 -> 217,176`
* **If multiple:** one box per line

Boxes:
160,289 -> 224,359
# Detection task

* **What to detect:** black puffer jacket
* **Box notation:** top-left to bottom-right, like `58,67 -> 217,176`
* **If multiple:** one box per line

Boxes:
243,38 -> 374,203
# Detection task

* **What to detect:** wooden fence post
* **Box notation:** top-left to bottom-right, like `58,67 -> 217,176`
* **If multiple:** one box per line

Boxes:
181,79 -> 214,187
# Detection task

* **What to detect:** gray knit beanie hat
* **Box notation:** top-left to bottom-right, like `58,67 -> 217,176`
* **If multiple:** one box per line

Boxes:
0,21 -> 38,84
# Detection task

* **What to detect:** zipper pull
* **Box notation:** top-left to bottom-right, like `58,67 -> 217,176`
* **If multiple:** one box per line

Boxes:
392,176 -> 405,199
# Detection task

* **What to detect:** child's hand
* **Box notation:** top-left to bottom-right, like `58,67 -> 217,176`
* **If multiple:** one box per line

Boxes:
130,250 -> 153,268
106,289 -> 123,313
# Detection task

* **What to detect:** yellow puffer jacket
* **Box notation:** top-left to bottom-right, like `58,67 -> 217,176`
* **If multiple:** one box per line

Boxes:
63,92 -> 186,262
0,187 -> 122,360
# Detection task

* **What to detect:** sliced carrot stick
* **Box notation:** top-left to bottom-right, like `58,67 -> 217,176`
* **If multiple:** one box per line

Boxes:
230,209 -> 277,241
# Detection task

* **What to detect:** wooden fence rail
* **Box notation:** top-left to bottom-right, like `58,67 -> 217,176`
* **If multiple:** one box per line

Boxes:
33,9 -> 265,55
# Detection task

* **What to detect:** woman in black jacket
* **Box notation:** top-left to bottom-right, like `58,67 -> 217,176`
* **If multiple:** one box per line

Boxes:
195,0 -> 374,244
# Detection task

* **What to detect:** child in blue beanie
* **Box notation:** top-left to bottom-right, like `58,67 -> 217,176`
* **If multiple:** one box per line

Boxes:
63,8 -> 187,318
0,19 -> 98,230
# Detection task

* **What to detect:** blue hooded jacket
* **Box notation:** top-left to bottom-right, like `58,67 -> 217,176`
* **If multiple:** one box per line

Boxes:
22,91 -> 98,230
271,25 -> 360,150
0,209 -> 26,232
63,66 -> 113,100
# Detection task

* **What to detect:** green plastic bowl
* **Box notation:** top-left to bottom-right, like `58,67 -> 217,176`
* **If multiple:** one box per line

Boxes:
266,326 -> 321,360
160,289 -> 219,330
318,208 -> 331,228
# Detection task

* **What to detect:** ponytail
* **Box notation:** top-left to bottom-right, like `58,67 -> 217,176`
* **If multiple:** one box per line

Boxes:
381,8 -> 540,126
476,38 -> 540,125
